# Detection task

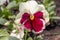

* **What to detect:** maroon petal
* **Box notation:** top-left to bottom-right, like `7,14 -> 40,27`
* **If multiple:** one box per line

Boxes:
24,19 -> 32,31
34,11 -> 43,19
20,13 -> 30,24
32,18 -> 45,33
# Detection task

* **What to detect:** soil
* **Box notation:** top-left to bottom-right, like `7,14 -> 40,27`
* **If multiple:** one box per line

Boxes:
43,27 -> 60,40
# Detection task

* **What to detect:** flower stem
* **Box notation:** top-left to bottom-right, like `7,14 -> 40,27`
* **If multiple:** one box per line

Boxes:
25,30 -> 28,40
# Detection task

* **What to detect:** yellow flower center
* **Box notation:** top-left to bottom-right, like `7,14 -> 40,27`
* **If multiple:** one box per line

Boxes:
30,15 -> 34,20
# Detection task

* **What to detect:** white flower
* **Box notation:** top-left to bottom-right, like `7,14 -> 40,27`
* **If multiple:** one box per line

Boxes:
15,1 -> 49,34
18,1 -> 49,23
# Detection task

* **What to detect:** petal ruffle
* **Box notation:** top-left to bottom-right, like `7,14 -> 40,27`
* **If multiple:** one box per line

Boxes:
38,4 -> 49,23
32,18 -> 45,34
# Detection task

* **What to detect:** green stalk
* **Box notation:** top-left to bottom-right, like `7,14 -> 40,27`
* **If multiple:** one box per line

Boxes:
25,30 -> 28,40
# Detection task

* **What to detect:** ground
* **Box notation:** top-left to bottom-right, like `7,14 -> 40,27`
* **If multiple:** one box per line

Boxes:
43,27 -> 60,40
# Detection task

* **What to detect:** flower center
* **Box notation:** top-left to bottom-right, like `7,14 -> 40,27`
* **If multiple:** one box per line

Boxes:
30,15 -> 34,20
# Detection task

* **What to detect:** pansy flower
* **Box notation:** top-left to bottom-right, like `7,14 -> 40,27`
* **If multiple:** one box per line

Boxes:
17,1 -> 49,34
20,11 -> 45,34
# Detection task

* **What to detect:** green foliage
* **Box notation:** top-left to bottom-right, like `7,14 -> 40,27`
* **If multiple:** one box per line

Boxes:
0,18 -> 7,25
0,0 -> 28,40
43,0 -> 55,21
15,0 -> 28,3
43,0 -> 55,17
27,37 -> 33,40
0,0 -> 55,40
9,36 -> 19,40
0,29 -> 9,40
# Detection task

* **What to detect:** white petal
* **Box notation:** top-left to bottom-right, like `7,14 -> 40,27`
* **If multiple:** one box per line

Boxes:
43,10 -> 49,23
38,4 -> 49,23
19,2 -> 27,13
20,26 -> 24,39
19,1 -> 38,14
19,2 -> 29,18
38,4 -> 45,11
26,1 -> 38,14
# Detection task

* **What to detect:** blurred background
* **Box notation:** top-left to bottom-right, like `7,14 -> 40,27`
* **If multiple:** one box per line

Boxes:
0,0 -> 60,40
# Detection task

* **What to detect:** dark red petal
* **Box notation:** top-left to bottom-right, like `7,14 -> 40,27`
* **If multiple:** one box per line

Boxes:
20,13 -> 30,24
34,11 -> 43,19
32,18 -> 45,33
24,20 -> 32,31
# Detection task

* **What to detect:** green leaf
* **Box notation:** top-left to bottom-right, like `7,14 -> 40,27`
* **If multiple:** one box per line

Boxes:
8,22 -> 14,31
0,9 -> 3,17
0,29 -> 9,40
6,1 -> 16,9
0,18 -> 7,25
2,8 -> 13,19
49,11 -> 55,17
27,37 -> 33,40
50,16 -> 60,20
15,0 -> 28,3
47,5 -> 55,12
37,35 -> 43,40
9,36 -> 19,40
37,38 -> 42,40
